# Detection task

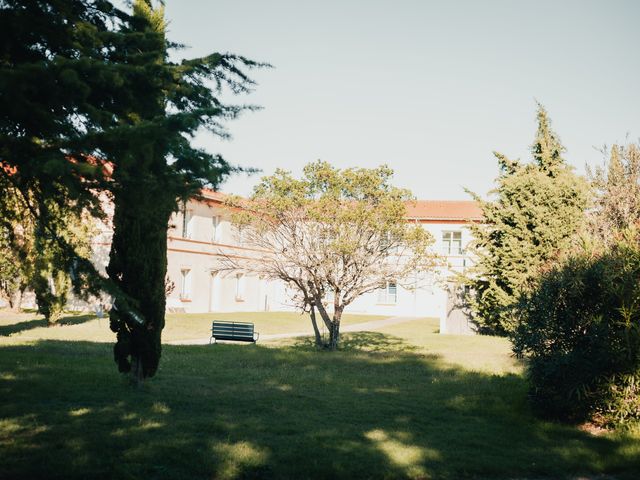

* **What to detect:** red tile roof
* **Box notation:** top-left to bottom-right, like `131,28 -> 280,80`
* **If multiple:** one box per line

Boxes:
2,155 -> 113,178
199,189 -> 482,222
200,188 -> 228,202
405,200 -> 483,221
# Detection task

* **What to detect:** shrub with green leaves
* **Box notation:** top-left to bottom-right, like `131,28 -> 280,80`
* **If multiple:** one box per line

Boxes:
513,228 -> 640,426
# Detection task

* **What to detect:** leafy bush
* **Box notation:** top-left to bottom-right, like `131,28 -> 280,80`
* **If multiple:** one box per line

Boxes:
513,228 -> 640,426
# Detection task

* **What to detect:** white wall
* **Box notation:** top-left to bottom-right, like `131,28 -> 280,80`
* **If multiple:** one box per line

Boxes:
87,196 -> 477,333
344,222 -> 474,320
165,200 -> 297,313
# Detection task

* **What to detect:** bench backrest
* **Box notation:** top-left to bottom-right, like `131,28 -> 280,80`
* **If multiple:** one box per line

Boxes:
211,321 -> 255,340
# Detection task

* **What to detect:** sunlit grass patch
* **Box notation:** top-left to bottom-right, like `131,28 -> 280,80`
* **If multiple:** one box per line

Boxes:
0,310 -> 388,345
210,441 -> 270,479
0,321 -> 639,479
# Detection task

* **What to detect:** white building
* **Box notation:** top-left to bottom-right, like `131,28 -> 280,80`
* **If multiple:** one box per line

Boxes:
162,190 -> 482,334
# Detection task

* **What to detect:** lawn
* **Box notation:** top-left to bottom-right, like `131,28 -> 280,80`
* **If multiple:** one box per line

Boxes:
0,310 -> 387,345
1,313 -> 639,479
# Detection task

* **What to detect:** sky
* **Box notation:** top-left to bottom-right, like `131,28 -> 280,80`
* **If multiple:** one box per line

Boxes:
163,0 -> 640,200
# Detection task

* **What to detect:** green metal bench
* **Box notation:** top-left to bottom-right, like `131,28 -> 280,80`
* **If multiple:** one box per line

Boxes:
210,321 -> 259,344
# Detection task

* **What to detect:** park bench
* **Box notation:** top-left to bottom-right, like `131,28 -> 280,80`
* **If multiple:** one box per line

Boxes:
210,321 -> 259,344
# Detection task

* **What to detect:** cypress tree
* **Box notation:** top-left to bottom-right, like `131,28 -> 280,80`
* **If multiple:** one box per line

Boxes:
531,105 -> 565,174
102,0 -> 262,381
105,0 -> 173,380
464,105 -> 590,335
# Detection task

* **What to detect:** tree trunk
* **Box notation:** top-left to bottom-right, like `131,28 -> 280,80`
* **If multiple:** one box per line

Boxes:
328,321 -> 340,350
8,288 -> 23,312
328,307 -> 343,350
312,291 -> 333,330
308,305 -> 323,347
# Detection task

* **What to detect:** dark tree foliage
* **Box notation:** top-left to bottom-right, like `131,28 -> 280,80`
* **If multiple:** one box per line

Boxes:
0,0 -> 263,380
104,1 -> 262,381
0,1 -> 121,298
513,229 -> 640,426
463,105 -> 589,335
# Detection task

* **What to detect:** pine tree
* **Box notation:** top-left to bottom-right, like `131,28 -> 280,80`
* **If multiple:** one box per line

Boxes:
1,1 -> 263,379
0,0 -> 131,306
464,105 -> 589,335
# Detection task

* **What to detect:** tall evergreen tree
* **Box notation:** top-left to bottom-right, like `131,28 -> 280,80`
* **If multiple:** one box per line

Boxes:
464,105 -> 589,335
0,1 -> 136,309
1,1 -> 263,380
0,175 -> 31,310
103,1 -> 262,381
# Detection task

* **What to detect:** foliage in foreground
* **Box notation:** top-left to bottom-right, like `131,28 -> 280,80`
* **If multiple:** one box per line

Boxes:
513,228 -> 640,427
1,0 -> 263,380
1,329 -> 639,479
464,104 -> 589,335
0,178 -> 94,322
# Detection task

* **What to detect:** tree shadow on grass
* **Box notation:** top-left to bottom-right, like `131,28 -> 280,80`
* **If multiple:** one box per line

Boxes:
0,338 -> 639,479
0,313 -> 96,337
0,318 -> 48,336
290,331 -> 416,353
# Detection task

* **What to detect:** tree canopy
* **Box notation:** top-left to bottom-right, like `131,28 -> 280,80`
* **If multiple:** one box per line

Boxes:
221,161 -> 439,349
0,0 -> 264,380
587,142 -> 640,243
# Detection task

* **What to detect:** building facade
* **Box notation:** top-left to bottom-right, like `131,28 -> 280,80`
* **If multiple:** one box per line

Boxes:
6,189 -> 482,334
160,190 -> 482,334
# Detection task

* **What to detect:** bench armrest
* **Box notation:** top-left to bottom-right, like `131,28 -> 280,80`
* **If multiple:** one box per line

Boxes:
254,332 -> 259,342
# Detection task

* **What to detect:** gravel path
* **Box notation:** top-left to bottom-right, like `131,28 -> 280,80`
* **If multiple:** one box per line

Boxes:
166,315 -> 424,345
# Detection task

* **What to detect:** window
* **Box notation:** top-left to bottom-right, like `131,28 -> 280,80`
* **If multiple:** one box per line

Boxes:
377,281 -> 397,304
212,215 -> 220,243
442,231 -> 462,255
180,269 -> 192,300
235,273 -> 245,301
182,207 -> 194,239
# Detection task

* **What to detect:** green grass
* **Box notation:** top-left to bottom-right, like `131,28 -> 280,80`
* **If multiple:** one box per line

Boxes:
0,311 -> 387,344
1,315 -> 639,479
163,311 -> 387,341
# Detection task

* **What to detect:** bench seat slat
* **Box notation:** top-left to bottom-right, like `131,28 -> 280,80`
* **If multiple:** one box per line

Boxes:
212,327 -> 253,331
210,321 -> 258,344
214,335 -> 254,341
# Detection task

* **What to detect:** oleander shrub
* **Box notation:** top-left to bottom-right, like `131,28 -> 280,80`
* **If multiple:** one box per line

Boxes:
513,228 -> 640,426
